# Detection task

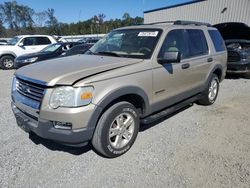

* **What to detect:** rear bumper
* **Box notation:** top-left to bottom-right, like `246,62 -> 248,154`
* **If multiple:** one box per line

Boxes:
227,60 -> 250,74
11,102 -> 95,145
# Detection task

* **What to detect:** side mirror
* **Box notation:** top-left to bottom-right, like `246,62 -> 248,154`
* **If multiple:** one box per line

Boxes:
18,42 -> 24,47
158,51 -> 181,64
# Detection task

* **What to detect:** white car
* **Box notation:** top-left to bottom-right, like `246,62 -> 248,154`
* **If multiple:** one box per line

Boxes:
0,35 -> 57,69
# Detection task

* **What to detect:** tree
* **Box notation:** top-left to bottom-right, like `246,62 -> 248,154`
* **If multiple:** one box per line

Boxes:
0,1 -> 144,37
0,10 -> 6,37
122,12 -> 132,26
0,1 -> 35,34
35,11 -> 47,27
97,13 -> 106,24
0,1 -> 16,30
46,8 -> 59,34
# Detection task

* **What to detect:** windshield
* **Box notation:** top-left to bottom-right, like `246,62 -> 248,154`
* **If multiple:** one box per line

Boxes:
7,36 -> 22,45
41,43 -> 61,52
89,29 -> 162,59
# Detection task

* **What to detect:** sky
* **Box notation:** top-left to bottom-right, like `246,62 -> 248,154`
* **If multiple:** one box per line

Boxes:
12,0 -> 191,23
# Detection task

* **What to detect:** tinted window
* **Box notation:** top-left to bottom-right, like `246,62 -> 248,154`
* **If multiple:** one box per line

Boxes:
186,29 -> 208,57
36,37 -> 51,45
23,37 -> 36,46
208,30 -> 226,52
158,29 -> 189,59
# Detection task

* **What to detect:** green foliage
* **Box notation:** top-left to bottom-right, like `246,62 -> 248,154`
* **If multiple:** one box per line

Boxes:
0,1 -> 144,37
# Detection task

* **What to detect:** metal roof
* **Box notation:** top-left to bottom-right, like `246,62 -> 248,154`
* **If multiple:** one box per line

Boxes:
144,0 -> 206,14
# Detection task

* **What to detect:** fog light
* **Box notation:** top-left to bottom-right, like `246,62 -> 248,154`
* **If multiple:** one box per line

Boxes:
53,121 -> 72,130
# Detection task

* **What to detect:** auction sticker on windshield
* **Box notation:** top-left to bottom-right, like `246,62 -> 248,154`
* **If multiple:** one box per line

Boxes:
138,31 -> 158,37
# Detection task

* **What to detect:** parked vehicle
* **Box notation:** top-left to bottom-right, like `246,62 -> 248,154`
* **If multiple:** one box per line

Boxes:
214,22 -> 250,78
0,35 -> 57,69
78,38 -> 100,44
14,42 -> 81,69
11,21 -> 227,158
63,43 -> 94,57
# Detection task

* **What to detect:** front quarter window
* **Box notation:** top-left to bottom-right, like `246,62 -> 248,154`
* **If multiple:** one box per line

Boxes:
89,29 -> 162,59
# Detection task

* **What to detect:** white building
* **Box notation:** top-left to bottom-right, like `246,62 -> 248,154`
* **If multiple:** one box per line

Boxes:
144,0 -> 250,25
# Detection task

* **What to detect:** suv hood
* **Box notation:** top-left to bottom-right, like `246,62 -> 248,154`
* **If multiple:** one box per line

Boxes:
15,54 -> 143,86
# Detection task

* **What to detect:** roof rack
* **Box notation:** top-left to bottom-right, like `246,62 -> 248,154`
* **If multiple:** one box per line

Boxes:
147,20 -> 212,27
147,21 -> 175,25
174,20 -> 212,27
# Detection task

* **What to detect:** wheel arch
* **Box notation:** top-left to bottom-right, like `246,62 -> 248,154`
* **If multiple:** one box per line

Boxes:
0,52 -> 17,59
210,64 -> 223,82
87,86 -> 150,130
97,86 -> 150,116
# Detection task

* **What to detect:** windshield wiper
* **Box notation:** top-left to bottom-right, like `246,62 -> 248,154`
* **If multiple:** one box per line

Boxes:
96,51 -> 121,57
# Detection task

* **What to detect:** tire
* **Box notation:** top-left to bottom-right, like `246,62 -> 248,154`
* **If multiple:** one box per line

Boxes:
92,101 -> 140,158
0,55 -> 15,70
197,74 -> 219,106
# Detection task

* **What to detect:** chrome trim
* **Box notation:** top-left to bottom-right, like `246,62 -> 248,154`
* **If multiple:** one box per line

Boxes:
15,74 -> 47,86
16,78 -> 45,102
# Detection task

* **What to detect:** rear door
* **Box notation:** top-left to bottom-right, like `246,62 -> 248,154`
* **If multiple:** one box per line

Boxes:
182,29 -> 211,88
34,37 -> 52,51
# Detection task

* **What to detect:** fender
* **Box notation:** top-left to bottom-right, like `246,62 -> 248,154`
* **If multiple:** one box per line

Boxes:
202,64 -> 223,91
0,51 -> 17,58
86,86 -> 150,130
207,64 -> 223,81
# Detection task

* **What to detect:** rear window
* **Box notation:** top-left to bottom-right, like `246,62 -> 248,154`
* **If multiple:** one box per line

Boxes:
208,30 -> 226,52
36,37 -> 51,45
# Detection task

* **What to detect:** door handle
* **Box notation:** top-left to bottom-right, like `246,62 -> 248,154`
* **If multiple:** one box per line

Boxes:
207,58 -> 213,62
181,63 -> 190,69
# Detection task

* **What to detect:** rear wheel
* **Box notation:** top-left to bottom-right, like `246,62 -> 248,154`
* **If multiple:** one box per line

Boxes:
0,55 -> 15,70
197,74 -> 219,105
92,102 -> 139,158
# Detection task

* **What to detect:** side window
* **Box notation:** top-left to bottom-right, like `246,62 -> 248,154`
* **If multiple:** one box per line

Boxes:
208,30 -> 226,52
185,29 -> 208,57
36,37 -> 51,45
158,29 -> 189,59
23,37 -> 36,46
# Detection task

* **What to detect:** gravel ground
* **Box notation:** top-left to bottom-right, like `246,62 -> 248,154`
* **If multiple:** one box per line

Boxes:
0,70 -> 249,188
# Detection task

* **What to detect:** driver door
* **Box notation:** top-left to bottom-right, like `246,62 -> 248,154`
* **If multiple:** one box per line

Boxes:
151,29 -> 195,112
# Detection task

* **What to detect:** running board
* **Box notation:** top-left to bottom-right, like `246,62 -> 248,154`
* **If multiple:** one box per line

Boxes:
141,94 -> 202,124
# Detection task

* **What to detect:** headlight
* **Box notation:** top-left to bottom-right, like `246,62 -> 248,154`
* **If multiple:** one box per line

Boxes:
23,57 -> 38,63
49,86 -> 94,109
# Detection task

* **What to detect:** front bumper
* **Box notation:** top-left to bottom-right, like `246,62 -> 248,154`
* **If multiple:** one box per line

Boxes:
11,102 -> 97,145
227,60 -> 250,74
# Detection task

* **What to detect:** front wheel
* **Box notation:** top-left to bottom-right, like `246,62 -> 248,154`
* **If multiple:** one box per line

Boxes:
197,74 -> 219,105
0,55 -> 15,70
92,102 -> 140,158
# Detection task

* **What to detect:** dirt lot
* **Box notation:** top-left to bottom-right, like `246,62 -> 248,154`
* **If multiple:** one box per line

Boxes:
0,70 -> 249,188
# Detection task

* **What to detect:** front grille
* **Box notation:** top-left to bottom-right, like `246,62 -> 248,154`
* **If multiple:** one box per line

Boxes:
16,78 -> 46,102
228,51 -> 241,62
